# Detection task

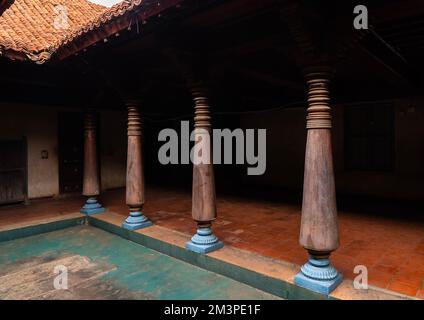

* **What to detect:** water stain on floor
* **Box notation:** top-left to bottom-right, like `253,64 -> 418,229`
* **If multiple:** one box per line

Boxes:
0,226 -> 280,300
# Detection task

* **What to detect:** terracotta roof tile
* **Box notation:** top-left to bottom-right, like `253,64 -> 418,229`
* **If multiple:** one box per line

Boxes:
0,0 -> 179,63
51,0 -> 145,53
0,0 -> 108,55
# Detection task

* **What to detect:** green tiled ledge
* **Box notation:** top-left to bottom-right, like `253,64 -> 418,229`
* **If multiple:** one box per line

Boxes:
0,214 -> 332,300
0,213 -> 413,300
0,217 -> 86,243
88,216 -> 330,300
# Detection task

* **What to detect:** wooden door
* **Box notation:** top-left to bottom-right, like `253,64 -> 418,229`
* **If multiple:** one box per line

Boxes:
58,112 -> 84,194
0,138 -> 28,204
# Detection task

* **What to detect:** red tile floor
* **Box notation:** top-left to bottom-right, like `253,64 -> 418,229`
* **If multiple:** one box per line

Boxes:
1,187 -> 423,298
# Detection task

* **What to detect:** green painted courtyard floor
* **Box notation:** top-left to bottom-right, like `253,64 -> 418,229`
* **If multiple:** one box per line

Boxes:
0,225 -> 280,300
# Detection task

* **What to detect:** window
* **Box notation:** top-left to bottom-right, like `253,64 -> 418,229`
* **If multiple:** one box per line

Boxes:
344,104 -> 395,171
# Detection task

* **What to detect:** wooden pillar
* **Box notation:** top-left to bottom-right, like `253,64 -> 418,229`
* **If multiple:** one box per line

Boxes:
122,101 -> 152,230
80,111 -> 105,215
185,83 -> 223,254
294,67 -> 343,295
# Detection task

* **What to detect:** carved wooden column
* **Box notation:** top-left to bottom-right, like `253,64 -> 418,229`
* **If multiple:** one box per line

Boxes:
122,101 -> 152,230
185,83 -> 223,254
294,67 -> 342,294
80,111 -> 105,215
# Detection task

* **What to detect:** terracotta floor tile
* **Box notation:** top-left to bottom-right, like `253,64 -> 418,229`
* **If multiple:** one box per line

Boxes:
372,263 -> 400,275
368,271 -> 394,289
414,241 -> 424,255
378,253 -> 409,268
354,252 -> 382,269
337,240 -> 368,258
390,274 -> 424,288
387,281 -> 419,297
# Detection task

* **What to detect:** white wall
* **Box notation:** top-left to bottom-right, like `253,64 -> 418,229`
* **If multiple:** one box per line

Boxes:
0,103 -> 59,198
0,103 -> 127,200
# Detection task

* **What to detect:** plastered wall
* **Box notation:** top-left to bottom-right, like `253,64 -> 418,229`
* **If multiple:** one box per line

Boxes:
240,98 -> 424,201
0,104 -> 59,198
0,103 -> 127,200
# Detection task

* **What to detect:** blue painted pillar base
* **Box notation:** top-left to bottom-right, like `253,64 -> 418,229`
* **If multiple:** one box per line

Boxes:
294,256 -> 343,295
80,197 -> 106,215
186,227 -> 224,254
122,211 -> 153,231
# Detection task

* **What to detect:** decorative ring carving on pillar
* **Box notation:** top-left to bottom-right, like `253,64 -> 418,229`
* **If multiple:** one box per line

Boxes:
191,84 -> 212,130
127,104 -> 142,137
84,112 -> 96,135
304,69 -> 333,130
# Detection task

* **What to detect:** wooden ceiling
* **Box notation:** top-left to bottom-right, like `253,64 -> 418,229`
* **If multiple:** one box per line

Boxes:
1,0 -> 424,113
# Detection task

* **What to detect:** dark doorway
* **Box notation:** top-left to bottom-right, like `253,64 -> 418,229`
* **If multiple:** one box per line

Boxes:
0,138 -> 28,205
58,112 -> 84,194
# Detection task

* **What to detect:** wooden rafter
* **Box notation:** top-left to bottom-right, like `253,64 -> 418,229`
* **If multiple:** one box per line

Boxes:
356,27 -> 419,85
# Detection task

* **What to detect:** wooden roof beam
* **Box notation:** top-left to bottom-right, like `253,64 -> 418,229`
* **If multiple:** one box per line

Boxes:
235,67 -> 303,91
358,28 -> 420,86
